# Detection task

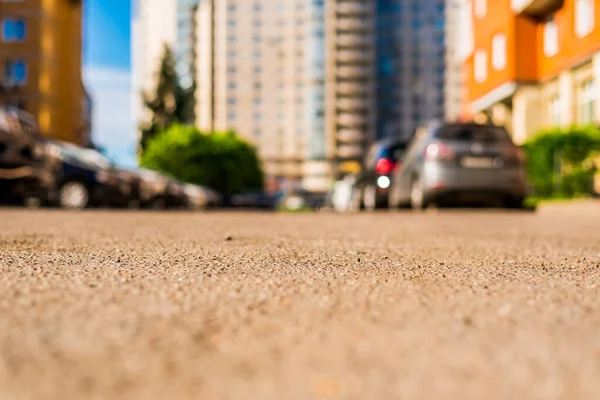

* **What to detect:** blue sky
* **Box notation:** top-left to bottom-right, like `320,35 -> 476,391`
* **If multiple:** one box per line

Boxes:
83,0 -> 135,167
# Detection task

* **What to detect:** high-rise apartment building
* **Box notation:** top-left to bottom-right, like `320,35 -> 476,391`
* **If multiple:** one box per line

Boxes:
462,0 -> 600,144
195,0 -> 330,191
0,0 -> 86,145
325,0 -> 377,177
444,0 -> 465,121
176,0 -> 200,88
374,0 -> 447,140
131,0 -> 178,142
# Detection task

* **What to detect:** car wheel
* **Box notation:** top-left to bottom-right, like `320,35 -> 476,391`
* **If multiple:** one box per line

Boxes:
504,196 -> 525,209
387,185 -> 398,210
388,184 -> 406,210
58,181 -> 89,210
150,197 -> 167,210
410,178 -> 426,210
128,199 -> 140,209
24,196 -> 42,209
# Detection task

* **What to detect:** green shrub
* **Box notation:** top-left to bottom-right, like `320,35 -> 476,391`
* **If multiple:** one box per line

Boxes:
140,124 -> 264,195
521,126 -> 600,198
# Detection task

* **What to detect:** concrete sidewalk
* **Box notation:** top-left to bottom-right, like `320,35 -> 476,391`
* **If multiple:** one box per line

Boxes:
536,198 -> 600,216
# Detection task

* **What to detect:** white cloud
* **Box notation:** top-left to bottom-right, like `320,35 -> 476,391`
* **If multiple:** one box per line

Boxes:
83,65 -> 136,166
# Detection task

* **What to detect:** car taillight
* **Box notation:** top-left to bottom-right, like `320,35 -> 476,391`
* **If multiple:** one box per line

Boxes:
424,142 -> 455,161
375,158 -> 398,175
504,147 -> 526,163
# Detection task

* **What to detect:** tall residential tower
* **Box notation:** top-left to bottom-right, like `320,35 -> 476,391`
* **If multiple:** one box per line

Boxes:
131,0 -> 178,146
195,0 -> 332,191
375,0 -> 447,140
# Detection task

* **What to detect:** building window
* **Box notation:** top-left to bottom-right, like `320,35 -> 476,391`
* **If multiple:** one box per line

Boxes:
474,0 -> 486,19
474,49 -> 487,83
2,19 -> 26,42
578,79 -> 596,125
492,33 -> 506,71
544,19 -> 558,57
548,94 -> 561,126
575,0 -> 594,38
3,60 -> 27,85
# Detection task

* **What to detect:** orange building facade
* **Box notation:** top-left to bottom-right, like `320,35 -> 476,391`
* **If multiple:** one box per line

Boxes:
461,0 -> 600,143
0,0 -> 89,146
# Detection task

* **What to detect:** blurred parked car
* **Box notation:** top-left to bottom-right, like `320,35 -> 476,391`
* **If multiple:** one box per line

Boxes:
131,168 -> 222,210
387,121 -> 528,209
0,107 -> 58,207
181,183 -> 208,210
203,186 -> 222,208
45,141 -> 133,209
349,137 -> 409,211
164,179 -> 189,209
229,190 -> 279,209
132,168 -> 172,209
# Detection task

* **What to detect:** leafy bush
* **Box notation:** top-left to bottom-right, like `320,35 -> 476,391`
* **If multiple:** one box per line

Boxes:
140,124 -> 264,195
521,126 -> 600,198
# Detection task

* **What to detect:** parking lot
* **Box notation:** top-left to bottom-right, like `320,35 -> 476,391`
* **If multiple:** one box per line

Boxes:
1,209 -> 599,399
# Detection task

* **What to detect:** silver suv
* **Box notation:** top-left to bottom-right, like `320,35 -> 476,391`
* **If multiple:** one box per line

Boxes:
388,121 -> 528,209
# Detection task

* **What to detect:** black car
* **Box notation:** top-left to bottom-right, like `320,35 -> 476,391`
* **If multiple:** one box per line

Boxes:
128,168 -> 171,209
165,178 -> 188,209
0,107 -> 59,207
45,141 -> 133,209
349,137 -> 409,211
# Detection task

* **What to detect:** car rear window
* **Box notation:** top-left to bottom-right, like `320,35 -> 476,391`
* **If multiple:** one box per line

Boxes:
435,125 -> 512,143
380,143 -> 407,161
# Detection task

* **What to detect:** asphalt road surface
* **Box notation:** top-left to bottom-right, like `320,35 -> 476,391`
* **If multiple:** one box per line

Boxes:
1,209 -> 599,400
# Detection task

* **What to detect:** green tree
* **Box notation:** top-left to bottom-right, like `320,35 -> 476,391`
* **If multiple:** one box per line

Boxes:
140,124 -> 264,196
139,44 -> 195,151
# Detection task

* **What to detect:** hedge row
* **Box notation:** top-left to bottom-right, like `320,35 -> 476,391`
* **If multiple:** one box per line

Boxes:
521,126 -> 600,198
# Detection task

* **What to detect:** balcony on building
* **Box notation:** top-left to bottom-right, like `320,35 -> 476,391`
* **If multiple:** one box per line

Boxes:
336,1 -> 373,16
336,81 -> 371,95
337,97 -> 370,110
511,0 -> 564,17
336,49 -> 373,63
336,17 -> 372,31
337,112 -> 369,127
337,144 -> 364,159
336,65 -> 372,79
336,33 -> 374,47
337,129 -> 365,144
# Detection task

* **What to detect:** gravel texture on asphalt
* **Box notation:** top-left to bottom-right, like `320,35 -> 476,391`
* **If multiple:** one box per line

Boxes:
0,209 -> 599,400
